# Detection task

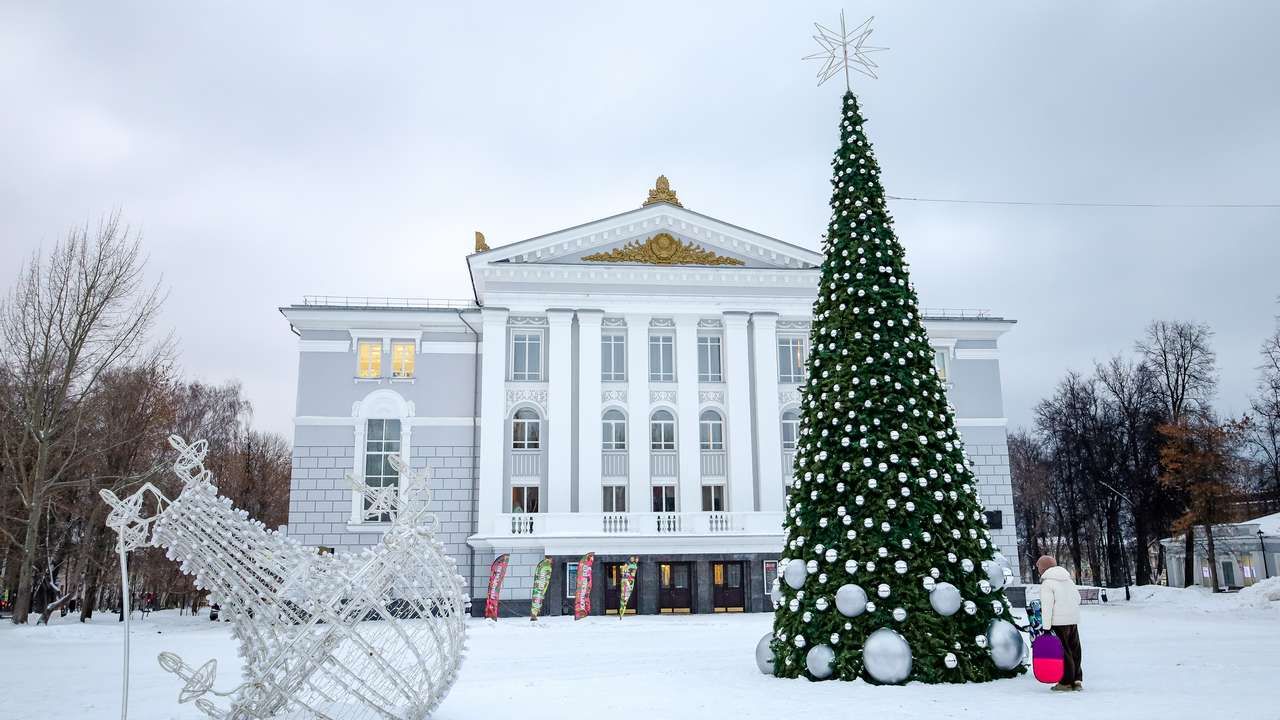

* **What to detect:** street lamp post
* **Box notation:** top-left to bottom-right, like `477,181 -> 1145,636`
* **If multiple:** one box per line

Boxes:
1259,530 -> 1271,580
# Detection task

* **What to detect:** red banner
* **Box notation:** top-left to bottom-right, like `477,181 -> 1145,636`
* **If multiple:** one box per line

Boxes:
573,552 -> 595,620
484,553 -> 510,621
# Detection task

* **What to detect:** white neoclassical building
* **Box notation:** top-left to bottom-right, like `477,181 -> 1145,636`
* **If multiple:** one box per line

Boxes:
281,177 -> 1018,616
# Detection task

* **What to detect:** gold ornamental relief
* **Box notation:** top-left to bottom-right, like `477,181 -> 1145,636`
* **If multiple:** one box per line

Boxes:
582,233 -> 745,266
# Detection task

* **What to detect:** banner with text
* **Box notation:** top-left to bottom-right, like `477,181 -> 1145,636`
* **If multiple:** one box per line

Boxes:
529,557 -> 553,621
484,553 -> 510,621
618,556 -> 639,619
573,552 -> 595,620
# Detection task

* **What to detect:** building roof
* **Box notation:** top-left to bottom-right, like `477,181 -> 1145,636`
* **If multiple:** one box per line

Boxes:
1250,511 -> 1280,537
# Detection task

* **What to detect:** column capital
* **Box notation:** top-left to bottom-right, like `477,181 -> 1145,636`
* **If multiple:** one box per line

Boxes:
481,306 -> 509,325
546,308 -> 575,326
576,309 -> 605,326
673,314 -> 702,329
751,312 -> 780,327
722,311 -> 751,328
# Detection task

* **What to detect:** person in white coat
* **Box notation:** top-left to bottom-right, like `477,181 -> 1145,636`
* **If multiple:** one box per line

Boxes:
1037,555 -> 1083,691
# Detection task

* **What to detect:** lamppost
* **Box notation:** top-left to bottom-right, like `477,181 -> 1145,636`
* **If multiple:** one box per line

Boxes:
1260,529 -> 1271,580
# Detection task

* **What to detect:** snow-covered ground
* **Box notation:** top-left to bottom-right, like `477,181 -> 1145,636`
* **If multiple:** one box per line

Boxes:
2,584 -> 1276,720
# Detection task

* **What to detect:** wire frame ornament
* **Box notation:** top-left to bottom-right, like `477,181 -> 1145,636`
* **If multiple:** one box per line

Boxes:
100,435 -> 469,720
803,11 -> 887,89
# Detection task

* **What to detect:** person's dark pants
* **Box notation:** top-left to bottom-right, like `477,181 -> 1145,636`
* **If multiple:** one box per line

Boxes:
1053,624 -> 1083,685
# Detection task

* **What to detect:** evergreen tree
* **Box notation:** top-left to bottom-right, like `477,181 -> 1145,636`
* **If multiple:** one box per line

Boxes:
769,91 -> 1023,683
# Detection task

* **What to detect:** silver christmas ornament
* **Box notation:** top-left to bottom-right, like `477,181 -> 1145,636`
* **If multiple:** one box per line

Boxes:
944,652 -> 958,669
806,644 -> 836,680
963,600 -> 977,615
961,558 -> 975,573
982,560 -> 1006,590
892,607 -> 907,622
862,628 -> 913,684
929,582 -> 962,616
835,583 -> 868,616
755,633 -> 776,675
987,620 -> 1024,670
784,558 -> 808,589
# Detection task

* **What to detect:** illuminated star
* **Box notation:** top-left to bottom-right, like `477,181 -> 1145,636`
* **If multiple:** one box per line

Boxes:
803,12 -> 887,89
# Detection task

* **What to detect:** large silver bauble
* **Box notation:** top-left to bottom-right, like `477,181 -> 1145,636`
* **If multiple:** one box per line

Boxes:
784,558 -> 808,590
863,627 -> 913,684
835,583 -> 868,617
805,644 -> 836,680
982,560 -> 1006,590
987,619 -> 1024,670
755,633 -> 776,675
929,582 -> 963,616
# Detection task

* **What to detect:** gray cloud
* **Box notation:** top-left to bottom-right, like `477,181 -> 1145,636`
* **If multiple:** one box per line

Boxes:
2,2 -> 1277,437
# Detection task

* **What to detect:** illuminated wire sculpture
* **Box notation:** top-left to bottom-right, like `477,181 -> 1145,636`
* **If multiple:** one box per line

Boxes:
100,435 -> 469,720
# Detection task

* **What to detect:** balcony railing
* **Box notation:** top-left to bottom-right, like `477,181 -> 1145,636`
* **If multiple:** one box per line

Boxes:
700,451 -> 726,478
650,451 -> 678,477
301,295 -> 477,310
492,511 -> 785,537
602,451 -> 628,478
510,450 -> 542,479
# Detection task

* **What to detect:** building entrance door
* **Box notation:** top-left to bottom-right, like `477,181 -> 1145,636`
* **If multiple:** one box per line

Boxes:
658,562 -> 692,613
712,561 -> 745,612
603,562 -> 638,615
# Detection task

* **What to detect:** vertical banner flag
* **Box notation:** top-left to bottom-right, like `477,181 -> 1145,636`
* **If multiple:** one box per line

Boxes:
484,553 -> 510,621
529,557 -> 553,621
618,555 -> 639,619
573,552 -> 595,620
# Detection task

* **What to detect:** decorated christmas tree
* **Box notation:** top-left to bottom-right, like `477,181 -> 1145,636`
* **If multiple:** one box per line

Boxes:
763,84 -> 1024,682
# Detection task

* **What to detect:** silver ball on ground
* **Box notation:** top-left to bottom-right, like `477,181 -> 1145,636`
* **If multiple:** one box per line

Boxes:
784,558 -> 808,590
805,644 -> 836,679
982,560 -> 1006,590
863,627 -> 913,684
929,582 -> 962,616
755,633 -> 776,675
987,619 -> 1024,670
835,583 -> 868,617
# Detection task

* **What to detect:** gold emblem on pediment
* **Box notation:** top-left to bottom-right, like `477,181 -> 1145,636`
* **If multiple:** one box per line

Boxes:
642,175 -> 683,208
582,233 -> 745,266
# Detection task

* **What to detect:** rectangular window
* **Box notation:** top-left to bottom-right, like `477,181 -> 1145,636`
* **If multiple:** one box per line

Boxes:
602,485 -> 627,513
701,484 -> 724,512
566,562 -> 579,599
649,334 -> 675,382
781,415 -> 799,450
777,337 -> 807,383
512,415 -> 541,449
511,332 -> 543,381
601,334 -> 626,382
697,335 -> 723,382
363,418 -> 401,522
390,340 -> 416,378
651,484 -> 677,512
985,510 -> 1003,529
511,484 -> 540,514
699,417 -> 724,450
650,417 -> 676,451
933,348 -> 950,382
357,340 -> 383,378
602,416 -> 626,450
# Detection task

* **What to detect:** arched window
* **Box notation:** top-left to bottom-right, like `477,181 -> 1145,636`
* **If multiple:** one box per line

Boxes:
512,407 -> 541,449
781,410 -> 800,451
699,409 -> 725,450
602,409 -> 627,450
650,409 -> 676,451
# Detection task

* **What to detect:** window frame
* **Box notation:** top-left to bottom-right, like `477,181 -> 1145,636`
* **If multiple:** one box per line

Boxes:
648,333 -> 675,383
601,333 -> 626,382
781,409 -> 800,451
697,335 -> 723,383
565,561 -> 580,599
511,407 -> 542,450
777,336 -> 808,384
602,409 -> 627,451
933,346 -> 951,383
651,483 -> 677,512
601,484 -> 627,513
650,409 -> 676,451
701,484 -> 725,512
510,483 -> 540,514
362,418 -> 402,522
699,409 -> 725,451
357,339 -> 383,379
390,340 -> 416,378
510,330 -> 545,382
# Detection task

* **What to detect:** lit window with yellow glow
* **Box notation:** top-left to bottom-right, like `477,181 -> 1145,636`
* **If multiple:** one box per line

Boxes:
357,340 -> 382,378
391,341 -> 415,378
933,348 -> 950,382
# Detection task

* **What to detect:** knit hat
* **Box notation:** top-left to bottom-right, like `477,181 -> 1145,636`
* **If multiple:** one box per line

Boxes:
1036,555 -> 1057,574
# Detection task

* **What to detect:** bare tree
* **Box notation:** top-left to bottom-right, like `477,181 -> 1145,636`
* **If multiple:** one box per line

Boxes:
1137,320 -> 1217,586
0,214 -> 166,623
1009,430 -> 1052,581
1246,323 -> 1280,501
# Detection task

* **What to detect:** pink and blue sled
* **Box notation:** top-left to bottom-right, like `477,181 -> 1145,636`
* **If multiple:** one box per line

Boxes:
1031,634 -> 1065,684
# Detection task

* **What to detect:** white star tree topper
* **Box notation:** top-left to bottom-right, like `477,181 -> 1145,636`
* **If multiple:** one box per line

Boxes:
803,11 -> 887,89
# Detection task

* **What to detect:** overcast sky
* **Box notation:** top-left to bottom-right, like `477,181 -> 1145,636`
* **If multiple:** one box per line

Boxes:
2,2 -> 1278,439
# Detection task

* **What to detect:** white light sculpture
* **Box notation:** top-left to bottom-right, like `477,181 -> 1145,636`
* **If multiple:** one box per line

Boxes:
101,435 -> 468,720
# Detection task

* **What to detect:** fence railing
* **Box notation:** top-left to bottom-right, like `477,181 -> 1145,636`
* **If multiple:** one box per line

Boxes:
301,295 -> 477,310
492,511 -> 785,537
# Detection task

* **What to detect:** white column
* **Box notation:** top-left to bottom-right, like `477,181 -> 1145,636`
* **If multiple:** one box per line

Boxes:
577,310 -> 604,514
675,316 -> 702,514
625,314 -> 650,514
722,312 -> 756,512
751,313 -> 784,512
546,309 -> 574,513
477,308 -> 509,536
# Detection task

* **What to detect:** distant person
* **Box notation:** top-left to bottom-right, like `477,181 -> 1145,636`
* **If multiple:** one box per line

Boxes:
1037,555 -> 1083,691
